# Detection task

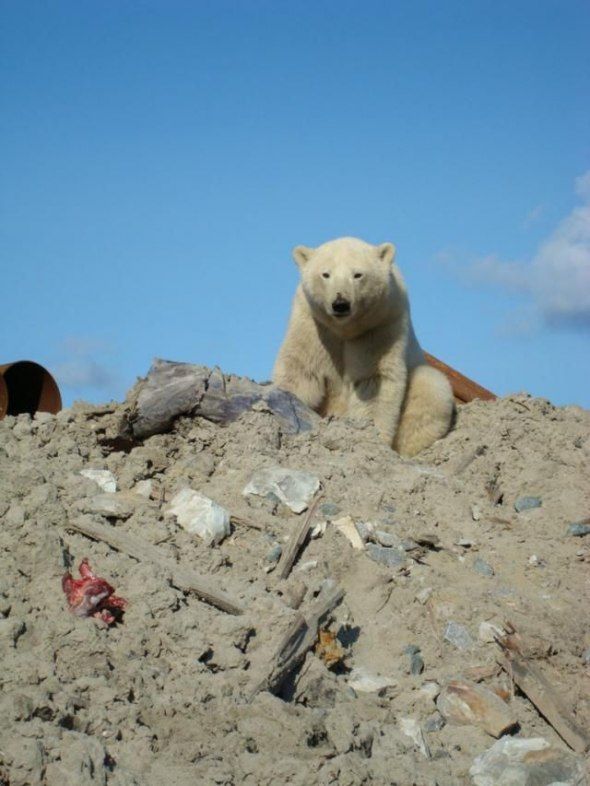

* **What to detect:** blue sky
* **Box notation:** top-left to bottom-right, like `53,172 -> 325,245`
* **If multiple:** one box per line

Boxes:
1,1 -> 589,408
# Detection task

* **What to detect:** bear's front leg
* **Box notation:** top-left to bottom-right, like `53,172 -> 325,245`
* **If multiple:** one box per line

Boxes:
274,361 -> 326,411
351,371 -> 406,446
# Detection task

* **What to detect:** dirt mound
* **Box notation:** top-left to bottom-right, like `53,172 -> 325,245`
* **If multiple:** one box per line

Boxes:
1,367 -> 589,785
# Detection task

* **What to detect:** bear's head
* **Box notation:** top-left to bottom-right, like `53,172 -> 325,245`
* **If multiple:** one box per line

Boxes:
293,236 -> 405,338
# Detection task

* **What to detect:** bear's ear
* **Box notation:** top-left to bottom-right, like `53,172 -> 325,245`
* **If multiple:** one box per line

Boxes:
377,243 -> 396,266
293,245 -> 315,268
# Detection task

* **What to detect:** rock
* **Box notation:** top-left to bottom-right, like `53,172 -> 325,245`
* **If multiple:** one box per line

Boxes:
581,647 -> 590,665
374,529 -> 400,547
79,469 -> 117,493
332,516 -> 365,550
355,521 -> 375,542
320,502 -> 340,518
471,504 -> 482,521
478,621 -> 504,644
80,492 -> 137,519
365,543 -> 407,569
514,496 -> 542,512
264,543 -> 282,566
410,653 -> 425,675
416,587 -> 433,605
130,359 -> 317,440
469,736 -> 586,786
399,717 -> 430,759
243,467 -> 320,513
403,644 -> 421,656
567,522 -> 590,537
437,679 -> 518,737
423,711 -> 446,732
310,520 -> 327,538
419,682 -> 441,702
347,667 -> 397,693
473,557 -> 495,577
443,621 -> 473,651
134,479 -> 153,498
166,488 -> 230,545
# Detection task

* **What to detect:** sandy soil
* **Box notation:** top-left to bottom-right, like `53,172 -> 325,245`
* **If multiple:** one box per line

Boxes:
0,375 -> 589,785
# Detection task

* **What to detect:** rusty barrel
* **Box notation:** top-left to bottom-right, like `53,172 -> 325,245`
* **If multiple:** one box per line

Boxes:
0,361 -> 62,419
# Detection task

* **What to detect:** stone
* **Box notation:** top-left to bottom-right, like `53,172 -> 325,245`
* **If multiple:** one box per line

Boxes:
264,543 -> 282,565
166,488 -> 230,545
243,467 -> 320,513
443,621 -> 473,651
514,496 -> 542,512
581,647 -> 590,665
473,557 -> 495,577
471,504 -> 482,521
469,736 -> 586,786
410,653 -> 425,675
134,479 -> 153,498
320,502 -> 340,518
416,587 -> 433,605
437,680 -> 518,737
478,621 -> 504,644
80,492 -> 137,519
423,711 -> 446,732
79,469 -> 117,493
419,682 -> 441,702
355,521 -> 375,542
399,717 -> 430,759
365,543 -> 407,569
567,522 -> 590,537
347,667 -> 397,693
332,516 -> 365,550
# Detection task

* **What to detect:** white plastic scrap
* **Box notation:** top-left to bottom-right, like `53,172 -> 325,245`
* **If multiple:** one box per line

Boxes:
79,469 -> 117,493
242,467 -> 320,513
166,488 -> 231,545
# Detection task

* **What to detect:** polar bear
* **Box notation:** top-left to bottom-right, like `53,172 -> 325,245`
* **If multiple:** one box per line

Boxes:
273,237 -> 454,457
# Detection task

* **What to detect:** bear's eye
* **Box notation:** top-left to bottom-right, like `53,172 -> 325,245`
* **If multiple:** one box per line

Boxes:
353,272 -> 363,279
322,272 -> 330,279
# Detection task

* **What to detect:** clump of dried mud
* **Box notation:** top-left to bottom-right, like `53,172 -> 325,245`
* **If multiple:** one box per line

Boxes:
1,375 -> 589,786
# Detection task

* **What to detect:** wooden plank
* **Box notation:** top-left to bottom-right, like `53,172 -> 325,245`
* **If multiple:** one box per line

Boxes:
276,492 -> 323,580
66,518 -> 244,615
498,657 -> 590,753
250,582 -> 344,698
425,352 -> 496,404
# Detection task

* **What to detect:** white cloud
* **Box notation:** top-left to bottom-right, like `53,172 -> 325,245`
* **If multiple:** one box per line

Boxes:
54,336 -> 117,391
450,171 -> 590,331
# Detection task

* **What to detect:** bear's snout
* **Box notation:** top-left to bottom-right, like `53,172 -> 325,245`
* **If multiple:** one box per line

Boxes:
331,296 -> 351,317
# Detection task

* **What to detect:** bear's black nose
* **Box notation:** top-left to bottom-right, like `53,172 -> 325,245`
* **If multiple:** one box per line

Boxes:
332,296 -> 351,316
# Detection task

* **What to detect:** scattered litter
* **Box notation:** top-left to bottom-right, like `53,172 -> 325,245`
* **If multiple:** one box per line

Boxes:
166,488 -> 231,545
243,467 -> 320,513
315,629 -> 346,669
347,667 -> 397,693
62,558 -> 127,625
443,621 -> 473,651
514,496 -> 542,512
79,468 -> 117,493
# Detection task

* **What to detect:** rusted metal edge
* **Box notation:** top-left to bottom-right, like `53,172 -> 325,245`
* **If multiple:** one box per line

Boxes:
424,352 -> 496,404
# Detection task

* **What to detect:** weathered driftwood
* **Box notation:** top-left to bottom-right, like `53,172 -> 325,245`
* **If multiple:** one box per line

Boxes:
498,657 -> 590,753
129,359 -> 318,440
251,582 -> 344,699
424,352 -> 496,404
66,518 -> 244,615
276,492 -> 324,580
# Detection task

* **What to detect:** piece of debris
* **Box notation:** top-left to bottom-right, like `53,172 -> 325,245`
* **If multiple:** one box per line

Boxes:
471,503 -> 482,521
320,502 -> 340,518
62,558 -> 127,625
315,629 -> 346,669
423,712 -> 446,732
133,479 -> 153,498
332,516 -> 365,550
263,543 -> 282,571
419,682 -> 441,701
399,717 -> 431,759
498,656 -> 590,753
347,667 -> 397,694
66,518 -> 243,614
436,679 -> 518,737
276,492 -> 323,579
79,469 -> 117,493
469,737 -> 587,786
514,496 -> 542,513
310,520 -> 327,538
166,488 -> 230,545
80,492 -> 137,519
443,621 -> 473,651
243,467 -> 320,514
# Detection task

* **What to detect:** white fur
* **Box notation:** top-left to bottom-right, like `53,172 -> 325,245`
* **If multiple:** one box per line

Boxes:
273,237 -> 454,457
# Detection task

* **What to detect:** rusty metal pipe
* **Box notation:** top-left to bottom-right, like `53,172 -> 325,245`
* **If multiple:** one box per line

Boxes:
0,361 -> 62,419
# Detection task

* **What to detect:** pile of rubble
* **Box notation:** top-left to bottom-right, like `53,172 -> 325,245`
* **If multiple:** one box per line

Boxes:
0,361 -> 588,785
